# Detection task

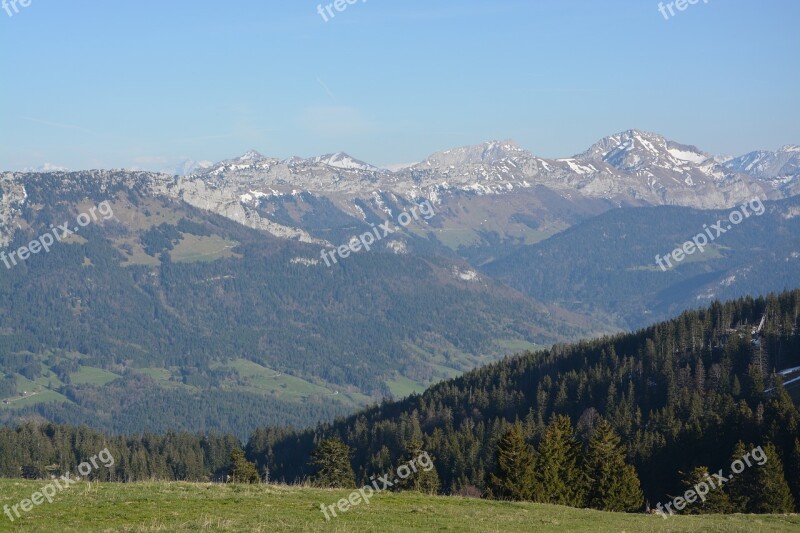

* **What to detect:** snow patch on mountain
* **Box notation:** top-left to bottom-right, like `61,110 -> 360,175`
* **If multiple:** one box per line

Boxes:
386,240 -> 407,254
291,257 -> 320,266
312,152 -> 377,172
452,266 -> 479,281
668,148 -> 707,164
725,145 -> 800,184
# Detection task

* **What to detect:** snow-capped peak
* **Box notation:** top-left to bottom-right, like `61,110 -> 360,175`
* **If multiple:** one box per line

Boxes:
416,139 -> 532,169
578,129 -> 711,172
311,152 -> 377,171
725,144 -> 800,182
238,150 -> 266,161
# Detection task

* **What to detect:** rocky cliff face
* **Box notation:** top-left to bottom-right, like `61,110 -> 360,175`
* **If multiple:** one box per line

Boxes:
0,173 -> 27,247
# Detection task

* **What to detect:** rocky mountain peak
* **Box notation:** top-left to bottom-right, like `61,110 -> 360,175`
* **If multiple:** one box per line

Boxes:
577,129 -> 710,172
415,139 -> 531,169
238,150 -> 266,162
310,152 -> 378,172
725,144 -> 800,182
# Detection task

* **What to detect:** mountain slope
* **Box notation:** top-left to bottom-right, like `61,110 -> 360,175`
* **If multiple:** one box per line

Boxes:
725,145 -> 800,196
572,129 -> 769,208
249,290 -> 800,506
0,172 -> 596,437
484,196 -> 800,329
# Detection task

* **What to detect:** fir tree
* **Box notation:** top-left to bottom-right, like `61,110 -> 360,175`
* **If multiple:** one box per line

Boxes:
680,467 -> 732,514
228,449 -> 259,484
309,437 -> 356,489
789,439 -> 800,513
487,425 -> 538,501
749,443 -> 795,513
765,377 -> 800,453
583,420 -> 643,512
536,415 -> 586,506
397,437 -> 440,494
726,441 -> 755,512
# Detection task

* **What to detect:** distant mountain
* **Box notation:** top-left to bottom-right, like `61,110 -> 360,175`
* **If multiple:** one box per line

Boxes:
569,129 -> 774,209
725,145 -> 800,179
88,129 -> 787,267
22,163 -> 69,173
182,130 -> 784,212
310,152 -> 378,172
578,129 -> 711,170
3,130 -> 798,278
484,195 -> 800,329
724,145 -> 800,195
167,159 -> 213,177
412,139 -> 531,167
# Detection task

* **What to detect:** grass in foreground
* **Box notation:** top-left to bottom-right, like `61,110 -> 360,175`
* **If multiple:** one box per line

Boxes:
0,480 -> 797,532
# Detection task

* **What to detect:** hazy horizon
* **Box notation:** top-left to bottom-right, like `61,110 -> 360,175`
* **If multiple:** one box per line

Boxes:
1,0 -> 798,172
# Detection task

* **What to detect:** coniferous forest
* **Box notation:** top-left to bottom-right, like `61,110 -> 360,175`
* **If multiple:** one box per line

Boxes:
1,290 -> 798,514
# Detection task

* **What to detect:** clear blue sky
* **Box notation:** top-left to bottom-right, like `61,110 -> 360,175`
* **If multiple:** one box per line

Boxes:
1,0 -> 798,171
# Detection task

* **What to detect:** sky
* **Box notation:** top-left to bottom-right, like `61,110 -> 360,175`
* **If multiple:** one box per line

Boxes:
1,0 -> 798,172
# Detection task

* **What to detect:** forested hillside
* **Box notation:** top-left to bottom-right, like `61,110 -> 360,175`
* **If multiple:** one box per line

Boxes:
485,196 -> 800,329
1,291 -> 798,512
250,290 -> 800,507
0,176 -> 590,436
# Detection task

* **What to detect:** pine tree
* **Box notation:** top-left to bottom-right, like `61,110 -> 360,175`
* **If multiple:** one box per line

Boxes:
749,443 -> 795,513
790,439 -> 800,512
765,378 -> 800,453
487,425 -> 538,501
583,420 -> 643,512
746,362 -> 765,403
309,437 -> 356,489
680,467 -> 732,514
228,449 -> 259,484
397,437 -> 440,494
536,415 -> 586,506
726,441 -> 754,512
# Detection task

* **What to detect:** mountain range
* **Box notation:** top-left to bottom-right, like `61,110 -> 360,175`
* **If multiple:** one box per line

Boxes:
4,130 -> 800,251
0,129 -> 798,436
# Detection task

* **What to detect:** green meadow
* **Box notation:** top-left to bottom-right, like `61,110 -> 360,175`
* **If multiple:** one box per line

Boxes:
0,480 -> 796,532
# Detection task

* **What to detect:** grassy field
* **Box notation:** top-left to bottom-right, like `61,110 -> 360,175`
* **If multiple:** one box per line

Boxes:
215,359 -> 371,407
169,234 -> 241,263
0,480 -> 796,532
386,375 -> 428,398
70,366 -> 121,386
